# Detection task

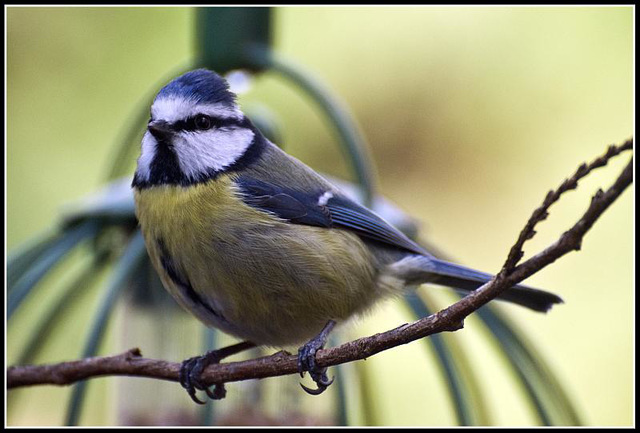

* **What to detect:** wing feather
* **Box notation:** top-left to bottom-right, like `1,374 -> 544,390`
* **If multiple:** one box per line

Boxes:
236,177 -> 426,255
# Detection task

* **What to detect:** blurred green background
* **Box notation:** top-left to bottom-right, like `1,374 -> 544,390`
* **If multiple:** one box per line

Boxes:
6,6 -> 633,426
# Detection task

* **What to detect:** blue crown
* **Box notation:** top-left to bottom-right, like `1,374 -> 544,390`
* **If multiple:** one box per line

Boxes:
156,69 -> 236,106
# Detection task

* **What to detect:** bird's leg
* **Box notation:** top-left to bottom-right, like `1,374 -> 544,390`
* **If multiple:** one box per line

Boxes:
297,320 -> 336,395
179,340 -> 256,404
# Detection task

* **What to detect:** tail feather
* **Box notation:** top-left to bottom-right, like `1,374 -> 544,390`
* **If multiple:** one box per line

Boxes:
405,257 -> 563,312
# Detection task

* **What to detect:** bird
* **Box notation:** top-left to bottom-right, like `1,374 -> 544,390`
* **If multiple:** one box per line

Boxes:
131,68 -> 563,403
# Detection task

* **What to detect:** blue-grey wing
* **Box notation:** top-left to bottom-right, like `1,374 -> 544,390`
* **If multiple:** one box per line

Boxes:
236,177 -> 427,255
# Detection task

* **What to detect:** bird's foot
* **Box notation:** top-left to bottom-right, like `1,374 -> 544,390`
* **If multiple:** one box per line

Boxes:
297,320 -> 336,396
179,351 -> 227,404
179,341 -> 255,404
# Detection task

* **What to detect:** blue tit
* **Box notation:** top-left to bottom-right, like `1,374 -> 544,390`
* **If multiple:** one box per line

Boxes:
132,69 -> 562,403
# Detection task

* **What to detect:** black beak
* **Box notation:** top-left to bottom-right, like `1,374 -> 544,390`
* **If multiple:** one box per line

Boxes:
148,120 -> 173,141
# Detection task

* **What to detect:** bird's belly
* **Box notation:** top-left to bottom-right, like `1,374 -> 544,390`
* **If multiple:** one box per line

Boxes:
188,222 -> 380,346
135,182 -> 381,346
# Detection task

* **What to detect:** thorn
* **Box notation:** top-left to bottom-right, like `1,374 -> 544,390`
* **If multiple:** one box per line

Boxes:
126,348 -> 142,359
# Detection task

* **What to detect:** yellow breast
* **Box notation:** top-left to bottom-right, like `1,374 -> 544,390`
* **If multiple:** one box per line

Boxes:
133,176 -> 381,346
133,175 -> 271,329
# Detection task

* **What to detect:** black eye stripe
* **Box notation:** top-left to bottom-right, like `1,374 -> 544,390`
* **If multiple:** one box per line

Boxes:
173,115 -> 245,132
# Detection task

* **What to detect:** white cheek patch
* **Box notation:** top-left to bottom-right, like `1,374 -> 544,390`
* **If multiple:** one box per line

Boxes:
135,131 -> 158,181
174,128 -> 255,179
152,96 -> 243,123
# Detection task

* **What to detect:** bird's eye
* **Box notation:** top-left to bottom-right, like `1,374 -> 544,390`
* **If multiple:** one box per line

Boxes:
194,115 -> 212,131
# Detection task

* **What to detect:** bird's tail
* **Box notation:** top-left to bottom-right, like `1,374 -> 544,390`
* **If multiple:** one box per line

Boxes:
399,256 -> 563,312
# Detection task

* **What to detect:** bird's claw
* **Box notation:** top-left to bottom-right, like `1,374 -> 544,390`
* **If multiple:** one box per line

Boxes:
299,368 -> 335,395
297,320 -> 336,396
178,341 -> 255,404
179,351 -> 226,405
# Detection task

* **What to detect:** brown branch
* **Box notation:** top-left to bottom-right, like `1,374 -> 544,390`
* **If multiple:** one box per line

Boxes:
7,139 -> 633,391
502,138 -> 633,272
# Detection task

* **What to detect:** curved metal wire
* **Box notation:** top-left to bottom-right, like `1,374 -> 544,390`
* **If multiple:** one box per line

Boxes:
404,292 -> 477,426
243,45 -> 377,207
65,232 -> 146,426
16,251 -> 110,366
475,307 -> 582,425
8,221 -> 100,320
8,229 -> 60,290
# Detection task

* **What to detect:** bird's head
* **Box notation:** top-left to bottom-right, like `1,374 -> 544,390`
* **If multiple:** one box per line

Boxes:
132,69 -> 262,188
